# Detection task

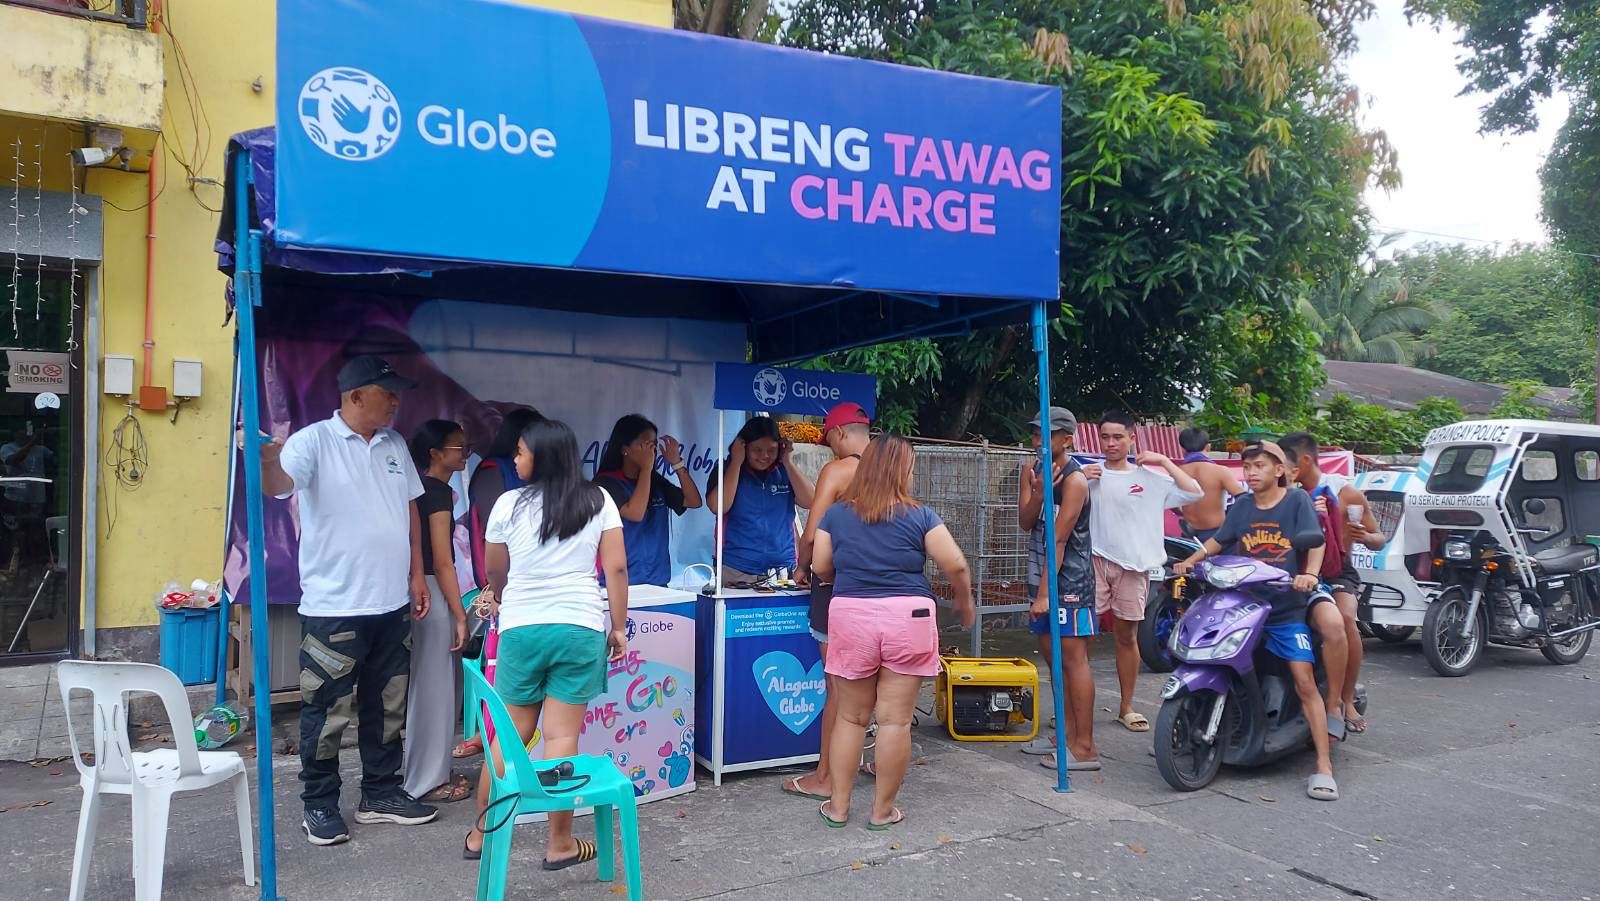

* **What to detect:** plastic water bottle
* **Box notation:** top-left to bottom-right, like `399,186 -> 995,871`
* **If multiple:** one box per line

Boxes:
194,703 -> 248,750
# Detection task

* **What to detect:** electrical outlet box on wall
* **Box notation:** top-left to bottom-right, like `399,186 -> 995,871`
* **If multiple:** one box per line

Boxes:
173,359 -> 202,398
103,355 -> 134,396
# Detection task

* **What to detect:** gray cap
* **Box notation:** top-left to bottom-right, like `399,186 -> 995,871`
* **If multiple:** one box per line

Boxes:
1029,406 -> 1077,434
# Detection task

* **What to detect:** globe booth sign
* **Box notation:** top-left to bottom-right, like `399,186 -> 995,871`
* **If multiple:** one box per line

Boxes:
713,363 -> 876,418
274,0 -> 1062,300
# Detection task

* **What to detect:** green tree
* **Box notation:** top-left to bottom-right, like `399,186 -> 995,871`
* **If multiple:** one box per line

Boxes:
793,0 -> 1392,439
1406,0 -> 1600,418
1393,244 -> 1594,387
1298,259 -> 1440,365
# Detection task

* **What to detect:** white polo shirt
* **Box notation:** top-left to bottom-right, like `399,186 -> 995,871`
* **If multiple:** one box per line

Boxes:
278,412 -> 423,617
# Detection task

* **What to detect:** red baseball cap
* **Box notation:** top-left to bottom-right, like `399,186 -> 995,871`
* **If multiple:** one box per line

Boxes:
822,402 -> 870,435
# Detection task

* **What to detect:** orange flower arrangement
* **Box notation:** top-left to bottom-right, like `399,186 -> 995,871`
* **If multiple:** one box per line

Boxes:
778,421 -> 824,445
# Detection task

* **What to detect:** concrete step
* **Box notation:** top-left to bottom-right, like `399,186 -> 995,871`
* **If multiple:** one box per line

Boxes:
0,663 -> 222,762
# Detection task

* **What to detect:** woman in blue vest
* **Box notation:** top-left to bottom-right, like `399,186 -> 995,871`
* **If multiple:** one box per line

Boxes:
706,417 -> 816,583
593,414 -> 703,586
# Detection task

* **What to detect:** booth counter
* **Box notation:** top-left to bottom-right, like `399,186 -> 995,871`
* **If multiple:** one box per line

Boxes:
695,587 -> 823,784
516,585 -> 699,820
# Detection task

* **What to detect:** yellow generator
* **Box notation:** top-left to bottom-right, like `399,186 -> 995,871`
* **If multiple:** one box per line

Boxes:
934,656 -> 1038,742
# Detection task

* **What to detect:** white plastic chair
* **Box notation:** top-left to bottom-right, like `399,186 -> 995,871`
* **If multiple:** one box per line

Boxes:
56,660 -> 255,901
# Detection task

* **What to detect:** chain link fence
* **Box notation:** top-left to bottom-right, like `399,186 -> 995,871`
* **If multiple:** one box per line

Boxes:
911,442 -> 1035,655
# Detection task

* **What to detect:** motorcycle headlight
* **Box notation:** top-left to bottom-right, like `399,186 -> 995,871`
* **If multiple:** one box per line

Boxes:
1204,563 -> 1255,590
1443,540 -> 1473,561
1178,629 -> 1250,662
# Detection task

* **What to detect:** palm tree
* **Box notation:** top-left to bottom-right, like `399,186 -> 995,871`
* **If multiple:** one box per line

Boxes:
1299,261 -> 1442,365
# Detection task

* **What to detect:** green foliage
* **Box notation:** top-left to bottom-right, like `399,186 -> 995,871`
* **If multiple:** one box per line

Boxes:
1488,380 -> 1551,420
1407,0 -> 1600,425
1393,244 -> 1595,388
1299,239 -> 1442,365
780,0 -> 1387,438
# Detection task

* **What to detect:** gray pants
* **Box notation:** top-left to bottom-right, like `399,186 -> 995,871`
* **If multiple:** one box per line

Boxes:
402,575 -> 461,797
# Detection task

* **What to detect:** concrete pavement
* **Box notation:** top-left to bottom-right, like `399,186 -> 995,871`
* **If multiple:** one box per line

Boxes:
1,632 -> 1595,900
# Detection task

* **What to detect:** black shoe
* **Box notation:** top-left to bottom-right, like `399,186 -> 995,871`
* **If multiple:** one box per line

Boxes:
354,791 -> 439,826
303,807 -> 351,846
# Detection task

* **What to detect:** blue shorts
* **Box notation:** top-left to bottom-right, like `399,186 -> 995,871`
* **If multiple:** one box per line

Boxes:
1028,589 -> 1099,638
1264,621 -> 1314,663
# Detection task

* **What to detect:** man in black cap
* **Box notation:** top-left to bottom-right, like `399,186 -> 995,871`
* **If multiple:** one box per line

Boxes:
258,355 -> 439,845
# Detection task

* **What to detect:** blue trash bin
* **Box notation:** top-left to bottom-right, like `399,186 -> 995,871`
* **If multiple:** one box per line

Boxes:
159,607 -> 221,686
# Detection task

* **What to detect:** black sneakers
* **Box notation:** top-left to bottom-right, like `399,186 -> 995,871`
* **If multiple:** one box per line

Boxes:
302,807 -> 351,846
354,791 -> 439,826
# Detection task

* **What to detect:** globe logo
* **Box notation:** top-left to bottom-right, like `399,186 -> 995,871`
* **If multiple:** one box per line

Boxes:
751,368 -> 788,407
297,67 -> 402,161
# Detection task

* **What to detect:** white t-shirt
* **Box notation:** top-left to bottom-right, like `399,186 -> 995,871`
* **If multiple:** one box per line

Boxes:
485,486 -> 623,634
278,413 -> 423,617
1088,464 -> 1203,572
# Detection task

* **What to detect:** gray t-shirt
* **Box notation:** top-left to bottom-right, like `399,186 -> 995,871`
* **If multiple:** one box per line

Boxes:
1213,489 -> 1321,625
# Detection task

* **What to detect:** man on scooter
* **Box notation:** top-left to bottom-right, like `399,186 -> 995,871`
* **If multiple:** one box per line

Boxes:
1174,441 -> 1340,801
1281,432 -> 1384,738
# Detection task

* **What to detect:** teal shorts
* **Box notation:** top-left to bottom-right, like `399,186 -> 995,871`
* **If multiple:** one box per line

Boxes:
494,624 -> 608,707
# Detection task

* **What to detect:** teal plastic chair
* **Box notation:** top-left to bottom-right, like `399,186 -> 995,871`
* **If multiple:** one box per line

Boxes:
462,661 -> 643,901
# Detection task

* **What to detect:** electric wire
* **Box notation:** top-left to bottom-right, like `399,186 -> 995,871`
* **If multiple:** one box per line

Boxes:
103,409 -> 149,536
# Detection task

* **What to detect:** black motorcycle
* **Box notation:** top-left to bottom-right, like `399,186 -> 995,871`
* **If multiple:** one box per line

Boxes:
1138,536 -> 1203,673
1422,502 -> 1600,677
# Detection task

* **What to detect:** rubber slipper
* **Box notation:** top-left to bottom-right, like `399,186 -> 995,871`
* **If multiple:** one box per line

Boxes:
865,807 -> 904,831
542,838 -> 597,871
782,775 -> 829,801
1327,713 -> 1348,743
859,760 -> 877,778
462,834 -> 481,861
1345,713 -> 1367,735
1020,736 -> 1055,756
1040,751 -> 1102,772
1116,712 -> 1151,733
452,739 -> 483,759
1306,773 -> 1339,802
819,800 -> 848,828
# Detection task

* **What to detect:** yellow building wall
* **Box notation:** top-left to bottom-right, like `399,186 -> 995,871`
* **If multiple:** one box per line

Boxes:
48,0 -> 670,636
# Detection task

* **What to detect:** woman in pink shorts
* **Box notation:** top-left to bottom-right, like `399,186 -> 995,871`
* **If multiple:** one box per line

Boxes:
811,435 -> 975,830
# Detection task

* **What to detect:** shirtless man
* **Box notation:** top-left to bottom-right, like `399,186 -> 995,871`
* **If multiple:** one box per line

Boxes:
785,402 -> 870,800
1177,428 -> 1243,542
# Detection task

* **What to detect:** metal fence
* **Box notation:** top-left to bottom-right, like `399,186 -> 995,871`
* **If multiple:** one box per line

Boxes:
911,442 -> 1035,655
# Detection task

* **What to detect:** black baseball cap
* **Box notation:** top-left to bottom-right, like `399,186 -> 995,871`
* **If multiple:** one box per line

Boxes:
336,355 -> 417,393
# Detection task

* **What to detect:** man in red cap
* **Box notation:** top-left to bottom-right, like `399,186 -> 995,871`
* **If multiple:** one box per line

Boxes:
784,401 -> 871,801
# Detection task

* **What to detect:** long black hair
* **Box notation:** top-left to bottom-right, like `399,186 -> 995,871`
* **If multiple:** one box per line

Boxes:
515,418 -> 604,543
484,407 -> 544,460
725,417 -> 781,470
596,414 -> 657,474
409,418 -> 463,472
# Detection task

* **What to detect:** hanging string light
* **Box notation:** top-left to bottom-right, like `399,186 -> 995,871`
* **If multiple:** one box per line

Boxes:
67,156 -> 80,354
34,136 -> 44,323
10,136 -> 21,338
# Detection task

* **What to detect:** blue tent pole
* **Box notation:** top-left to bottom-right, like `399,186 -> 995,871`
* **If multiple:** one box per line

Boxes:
1033,299 -> 1071,793
232,150 -> 280,900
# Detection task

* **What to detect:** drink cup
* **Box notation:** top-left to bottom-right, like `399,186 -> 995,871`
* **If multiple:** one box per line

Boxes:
1345,504 -> 1364,525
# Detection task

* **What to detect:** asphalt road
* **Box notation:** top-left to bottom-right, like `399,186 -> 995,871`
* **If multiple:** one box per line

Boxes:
1,631 -> 1595,900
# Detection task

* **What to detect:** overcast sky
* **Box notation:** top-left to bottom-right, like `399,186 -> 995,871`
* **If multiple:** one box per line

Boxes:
1349,0 -> 1569,251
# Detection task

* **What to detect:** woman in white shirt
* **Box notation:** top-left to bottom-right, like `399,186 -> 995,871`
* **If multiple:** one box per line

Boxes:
462,419 -> 628,870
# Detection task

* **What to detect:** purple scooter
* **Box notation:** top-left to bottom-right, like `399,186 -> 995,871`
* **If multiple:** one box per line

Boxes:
1153,555 -> 1368,791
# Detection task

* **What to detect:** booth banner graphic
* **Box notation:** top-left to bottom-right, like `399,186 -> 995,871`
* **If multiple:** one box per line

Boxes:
276,0 -> 1062,300
713,363 -> 875,417
223,294 -> 742,605
525,601 -> 697,803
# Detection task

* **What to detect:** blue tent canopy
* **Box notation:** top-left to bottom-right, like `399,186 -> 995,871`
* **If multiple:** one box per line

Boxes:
225,3 -> 1079,896
217,129 -> 1047,364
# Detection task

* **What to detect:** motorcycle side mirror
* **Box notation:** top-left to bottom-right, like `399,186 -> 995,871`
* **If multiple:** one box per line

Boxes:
1523,498 -> 1547,516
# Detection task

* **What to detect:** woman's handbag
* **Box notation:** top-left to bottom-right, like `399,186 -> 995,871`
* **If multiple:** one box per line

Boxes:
462,591 -> 495,660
